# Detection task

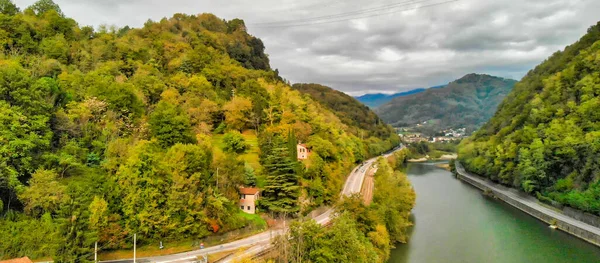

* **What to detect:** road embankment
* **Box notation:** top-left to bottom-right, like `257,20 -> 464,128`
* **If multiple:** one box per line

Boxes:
455,162 -> 600,247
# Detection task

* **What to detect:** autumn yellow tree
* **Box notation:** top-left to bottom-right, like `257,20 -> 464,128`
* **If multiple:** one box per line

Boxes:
224,96 -> 253,131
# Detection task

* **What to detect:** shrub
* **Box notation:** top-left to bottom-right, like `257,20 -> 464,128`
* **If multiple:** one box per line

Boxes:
222,131 -> 248,153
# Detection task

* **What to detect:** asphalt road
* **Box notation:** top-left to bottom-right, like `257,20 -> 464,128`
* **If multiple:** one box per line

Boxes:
456,162 -> 600,237
102,146 -> 402,263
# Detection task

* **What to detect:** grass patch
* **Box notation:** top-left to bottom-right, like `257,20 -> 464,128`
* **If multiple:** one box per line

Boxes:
212,130 -> 261,170
98,238 -> 199,261
239,211 -> 267,229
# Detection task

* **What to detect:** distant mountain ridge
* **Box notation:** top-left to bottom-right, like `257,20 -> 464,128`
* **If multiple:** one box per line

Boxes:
375,73 -> 517,132
354,88 -> 426,108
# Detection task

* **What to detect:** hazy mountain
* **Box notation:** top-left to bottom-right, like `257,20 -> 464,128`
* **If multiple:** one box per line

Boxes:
354,88 -> 426,108
376,74 -> 517,132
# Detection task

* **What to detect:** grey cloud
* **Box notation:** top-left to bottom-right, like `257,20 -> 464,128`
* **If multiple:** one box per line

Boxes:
13,0 -> 600,95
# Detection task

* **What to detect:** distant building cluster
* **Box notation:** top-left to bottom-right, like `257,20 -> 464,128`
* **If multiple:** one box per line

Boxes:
399,127 -> 467,143
442,128 -> 467,138
400,133 -> 428,143
432,136 -> 454,142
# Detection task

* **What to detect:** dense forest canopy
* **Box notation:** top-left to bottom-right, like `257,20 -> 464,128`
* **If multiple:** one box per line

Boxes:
376,74 -> 516,133
0,0 -> 399,260
291,83 -> 398,142
459,21 -> 600,216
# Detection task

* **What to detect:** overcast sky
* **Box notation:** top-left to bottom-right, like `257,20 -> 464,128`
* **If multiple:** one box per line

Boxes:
14,0 -> 600,95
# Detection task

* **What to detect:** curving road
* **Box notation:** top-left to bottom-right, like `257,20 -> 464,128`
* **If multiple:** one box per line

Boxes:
102,146 -> 402,263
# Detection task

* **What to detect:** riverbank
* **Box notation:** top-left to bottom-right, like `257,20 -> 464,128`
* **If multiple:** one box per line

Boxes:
455,162 -> 600,247
408,153 -> 457,163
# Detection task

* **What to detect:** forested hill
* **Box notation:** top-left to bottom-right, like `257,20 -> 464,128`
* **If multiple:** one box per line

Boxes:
0,1 -> 399,260
292,83 -> 398,147
459,21 -> 600,215
375,74 -> 517,132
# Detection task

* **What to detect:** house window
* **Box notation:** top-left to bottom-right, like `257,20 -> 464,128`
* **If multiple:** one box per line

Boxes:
241,194 -> 246,199
240,206 -> 244,209
247,206 -> 251,210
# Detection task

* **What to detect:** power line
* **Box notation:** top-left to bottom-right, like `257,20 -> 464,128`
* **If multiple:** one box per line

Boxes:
251,0 -> 431,26
251,0 -> 458,28
255,0 -> 347,15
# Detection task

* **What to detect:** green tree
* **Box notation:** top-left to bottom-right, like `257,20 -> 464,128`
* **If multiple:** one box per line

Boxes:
243,163 -> 256,186
261,137 -> 300,214
311,213 -> 379,263
88,196 -> 108,231
149,101 -> 196,147
164,143 -> 213,237
221,130 -> 248,153
372,158 -> 415,243
54,200 -> 94,263
40,34 -> 69,63
29,0 -> 63,16
19,169 -> 67,217
0,0 -> 19,15
116,141 -> 170,238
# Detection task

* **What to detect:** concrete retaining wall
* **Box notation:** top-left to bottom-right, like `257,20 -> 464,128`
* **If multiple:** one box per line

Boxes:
455,170 -> 600,247
563,207 -> 600,229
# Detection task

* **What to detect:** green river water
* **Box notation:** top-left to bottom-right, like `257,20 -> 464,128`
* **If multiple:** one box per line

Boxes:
389,163 -> 600,263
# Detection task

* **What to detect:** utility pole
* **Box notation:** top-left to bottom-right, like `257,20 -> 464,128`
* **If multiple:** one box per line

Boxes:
94,242 -> 98,263
133,234 -> 137,263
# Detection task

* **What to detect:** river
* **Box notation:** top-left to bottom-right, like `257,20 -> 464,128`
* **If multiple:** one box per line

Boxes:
389,163 -> 600,263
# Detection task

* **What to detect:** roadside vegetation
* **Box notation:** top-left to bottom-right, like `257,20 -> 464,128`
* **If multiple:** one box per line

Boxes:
264,150 -> 416,263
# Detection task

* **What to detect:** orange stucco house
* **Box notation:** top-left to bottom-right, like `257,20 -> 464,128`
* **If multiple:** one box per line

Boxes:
297,143 -> 311,160
239,187 -> 260,214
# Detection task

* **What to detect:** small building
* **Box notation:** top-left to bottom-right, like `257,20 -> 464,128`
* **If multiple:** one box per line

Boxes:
0,257 -> 34,263
239,187 -> 260,214
297,143 -> 311,160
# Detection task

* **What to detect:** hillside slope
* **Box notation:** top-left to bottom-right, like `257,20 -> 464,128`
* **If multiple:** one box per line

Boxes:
292,83 -> 398,143
459,21 -> 600,215
376,74 -> 517,132
0,1 -> 398,260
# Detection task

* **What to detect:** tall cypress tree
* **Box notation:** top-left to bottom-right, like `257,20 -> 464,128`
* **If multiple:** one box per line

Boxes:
261,136 -> 300,214
287,129 -> 298,161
